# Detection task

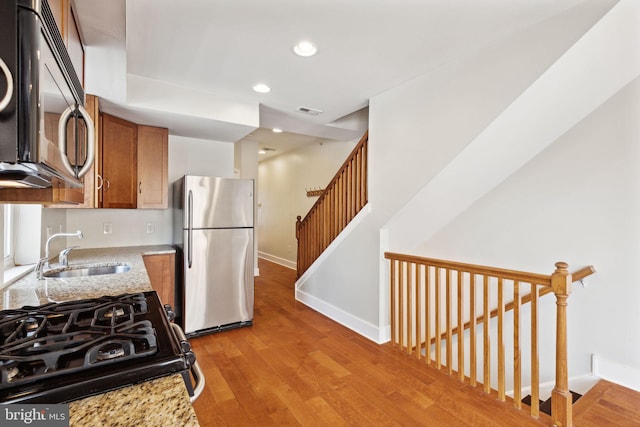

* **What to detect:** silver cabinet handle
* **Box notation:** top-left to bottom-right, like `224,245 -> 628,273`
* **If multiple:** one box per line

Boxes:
0,57 -> 13,113
170,323 -> 205,403
96,174 -> 103,190
104,178 -> 110,192
58,104 -> 95,179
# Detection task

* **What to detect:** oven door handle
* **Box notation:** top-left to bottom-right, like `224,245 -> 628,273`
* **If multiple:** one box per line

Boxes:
170,322 -> 205,402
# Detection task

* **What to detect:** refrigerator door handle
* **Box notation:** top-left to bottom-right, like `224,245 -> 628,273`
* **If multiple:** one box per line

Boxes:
188,189 -> 193,269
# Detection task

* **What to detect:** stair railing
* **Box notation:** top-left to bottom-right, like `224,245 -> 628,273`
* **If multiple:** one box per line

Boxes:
296,131 -> 368,277
384,252 -> 594,427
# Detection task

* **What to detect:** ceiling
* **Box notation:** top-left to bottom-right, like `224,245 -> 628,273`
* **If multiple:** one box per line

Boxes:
73,0 -> 585,160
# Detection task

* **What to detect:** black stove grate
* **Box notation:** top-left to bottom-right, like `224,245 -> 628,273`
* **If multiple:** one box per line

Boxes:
0,293 -> 158,388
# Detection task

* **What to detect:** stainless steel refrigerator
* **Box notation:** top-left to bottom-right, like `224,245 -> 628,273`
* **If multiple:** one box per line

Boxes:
173,175 -> 254,336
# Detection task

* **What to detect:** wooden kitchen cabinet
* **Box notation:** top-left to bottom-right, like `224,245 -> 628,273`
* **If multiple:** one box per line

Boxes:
143,253 -> 175,308
101,113 -> 138,209
137,125 -> 169,209
100,116 -> 168,209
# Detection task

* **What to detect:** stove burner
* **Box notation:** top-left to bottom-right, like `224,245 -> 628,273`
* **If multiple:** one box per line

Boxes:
104,308 -> 126,319
96,343 -> 125,361
6,366 -> 18,381
22,318 -> 40,337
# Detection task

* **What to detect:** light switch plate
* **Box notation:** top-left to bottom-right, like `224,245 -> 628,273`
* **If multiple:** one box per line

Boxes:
146,223 -> 154,234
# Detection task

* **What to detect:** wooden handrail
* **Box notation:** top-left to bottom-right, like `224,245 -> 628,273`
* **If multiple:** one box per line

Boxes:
296,131 -> 368,277
384,252 -> 554,285
385,252 -> 595,427
431,265 -> 595,344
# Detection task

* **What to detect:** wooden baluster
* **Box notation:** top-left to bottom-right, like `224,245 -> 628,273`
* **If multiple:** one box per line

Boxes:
457,270 -> 464,382
399,261 -> 405,351
415,263 -> 421,360
296,216 -> 301,277
513,281 -> 521,409
361,140 -> 368,205
425,264 -> 431,365
355,149 -> 361,210
470,274 -> 477,387
390,259 -> 397,347
483,275 -> 490,394
446,268 -> 452,374
435,267 -> 441,369
342,170 -> 347,229
531,283 -> 540,418
406,261 -> 412,355
551,262 -> 572,427
497,277 -> 505,401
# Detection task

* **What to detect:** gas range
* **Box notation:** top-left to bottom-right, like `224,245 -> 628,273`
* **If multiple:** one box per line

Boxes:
0,291 -> 203,404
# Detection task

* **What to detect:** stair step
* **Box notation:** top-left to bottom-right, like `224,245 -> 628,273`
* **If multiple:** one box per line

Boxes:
522,390 -> 583,416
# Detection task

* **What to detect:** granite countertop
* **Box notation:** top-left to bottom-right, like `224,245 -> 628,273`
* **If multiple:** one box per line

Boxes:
1,245 -> 200,427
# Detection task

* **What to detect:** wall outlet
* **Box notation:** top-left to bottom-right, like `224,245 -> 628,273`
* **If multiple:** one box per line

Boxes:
103,223 -> 113,235
146,223 -> 154,234
46,226 -> 53,239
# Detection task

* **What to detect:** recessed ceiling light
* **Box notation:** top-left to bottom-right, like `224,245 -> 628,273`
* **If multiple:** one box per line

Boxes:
293,40 -> 317,57
252,83 -> 271,93
272,128 -> 283,133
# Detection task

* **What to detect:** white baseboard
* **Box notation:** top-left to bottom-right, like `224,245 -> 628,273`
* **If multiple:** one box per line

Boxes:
258,252 -> 296,270
295,287 -> 387,344
593,354 -> 640,392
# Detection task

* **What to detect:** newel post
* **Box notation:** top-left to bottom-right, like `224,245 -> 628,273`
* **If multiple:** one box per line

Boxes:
551,261 -> 572,427
295,216 -> 302,278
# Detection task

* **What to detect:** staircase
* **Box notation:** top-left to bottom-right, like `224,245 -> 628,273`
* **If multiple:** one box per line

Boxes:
383,252 -> 595,426
296,131 -> 368,278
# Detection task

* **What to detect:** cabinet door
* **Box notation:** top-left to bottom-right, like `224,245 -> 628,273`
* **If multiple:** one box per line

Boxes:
137,125 -> 168,209
102,113 -> 137,208
143,254 -> 175,308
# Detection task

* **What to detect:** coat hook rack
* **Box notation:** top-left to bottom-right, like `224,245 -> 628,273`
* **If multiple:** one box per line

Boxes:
305,186 -> 324,197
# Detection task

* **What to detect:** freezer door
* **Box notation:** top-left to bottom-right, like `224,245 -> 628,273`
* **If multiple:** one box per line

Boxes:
183,176 -> 253,229
183,228 -> 254,334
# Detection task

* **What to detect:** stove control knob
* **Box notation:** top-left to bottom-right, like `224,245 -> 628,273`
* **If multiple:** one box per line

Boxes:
185,350 -> 196,367
163,304 -> 176,322
180,340 -> 192,353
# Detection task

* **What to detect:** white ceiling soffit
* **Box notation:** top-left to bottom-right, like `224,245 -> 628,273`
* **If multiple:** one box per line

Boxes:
75,0 -> 586,142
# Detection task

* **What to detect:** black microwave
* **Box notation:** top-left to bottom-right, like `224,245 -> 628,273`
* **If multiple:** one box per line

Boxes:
0,0 -> 94,189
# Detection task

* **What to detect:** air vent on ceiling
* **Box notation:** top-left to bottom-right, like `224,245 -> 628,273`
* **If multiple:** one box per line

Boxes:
297,106 -> 323,115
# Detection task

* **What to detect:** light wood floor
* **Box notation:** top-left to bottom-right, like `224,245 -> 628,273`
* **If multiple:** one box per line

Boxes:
573,380 -> 640,426
190,259 -> 637,426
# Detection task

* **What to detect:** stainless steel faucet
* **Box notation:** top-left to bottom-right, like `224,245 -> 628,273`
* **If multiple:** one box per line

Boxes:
36,230 -> 83,279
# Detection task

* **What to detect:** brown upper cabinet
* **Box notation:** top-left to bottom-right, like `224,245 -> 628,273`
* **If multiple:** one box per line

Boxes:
137,125 -> 169,209
101,113 -> 138,209
99,113 -> 169,209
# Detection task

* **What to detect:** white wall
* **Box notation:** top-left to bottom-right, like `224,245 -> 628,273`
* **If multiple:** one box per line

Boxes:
295,0 -> 614,343
418,76 -> 640,381
258,139 -> 356,268
235,140 -> 260,274
61,135 -> 234,248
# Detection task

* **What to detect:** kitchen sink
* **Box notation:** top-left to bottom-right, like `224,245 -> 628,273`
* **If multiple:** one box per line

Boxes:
43,263 -> 131,278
